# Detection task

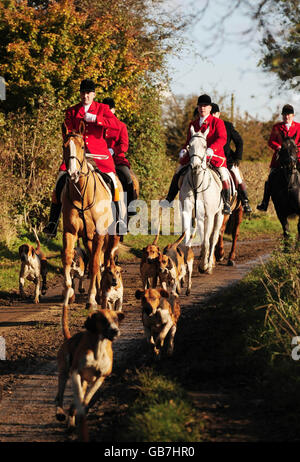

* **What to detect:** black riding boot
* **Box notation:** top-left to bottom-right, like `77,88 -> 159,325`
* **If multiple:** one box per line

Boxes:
114,201 -> 127,234
127,182 -> 137,217
257,180 -> 270,211
43,203 -> 62,238
222,186 -> 231,215
238,184 -> 252,214
166,173 -> 180,202
160,173 -> 180,208
43,173 -> 66,238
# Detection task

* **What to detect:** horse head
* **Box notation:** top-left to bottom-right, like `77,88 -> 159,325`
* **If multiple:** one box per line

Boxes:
188,126 -> 209,170
62,120 -> 86,183
278,135 -> 298,171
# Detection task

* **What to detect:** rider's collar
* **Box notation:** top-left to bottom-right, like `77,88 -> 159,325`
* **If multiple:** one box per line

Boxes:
199,115 -> 209,126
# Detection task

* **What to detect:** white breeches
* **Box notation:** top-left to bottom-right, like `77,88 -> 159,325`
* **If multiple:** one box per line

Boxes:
216,166 -> 230,183
230,165 -> 242,184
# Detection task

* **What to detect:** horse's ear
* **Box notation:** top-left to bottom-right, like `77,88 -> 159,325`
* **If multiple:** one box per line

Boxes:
190,125 -> 195,137
203,127 -> 210,138
79,120 -> 85,135
62,122 -> 69,139
292,134 -> 297,141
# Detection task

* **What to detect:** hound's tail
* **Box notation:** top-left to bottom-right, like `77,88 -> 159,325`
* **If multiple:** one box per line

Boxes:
33,227 -> 41,252
62,304 -> 71,340
171,231 -> 186,248
152,214 -> 161,246
152,233 -> 159,246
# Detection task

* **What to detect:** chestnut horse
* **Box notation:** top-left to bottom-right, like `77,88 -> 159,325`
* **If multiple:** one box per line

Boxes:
61,121 -> 120,337
215,173 -> 243,266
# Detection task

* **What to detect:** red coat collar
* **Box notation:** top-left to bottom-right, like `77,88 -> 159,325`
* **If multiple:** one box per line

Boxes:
77,100 -> 98,116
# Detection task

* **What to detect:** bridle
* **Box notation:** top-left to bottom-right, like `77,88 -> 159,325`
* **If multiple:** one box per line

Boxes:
187,133 -> 211,194
63,132 -> 98,239
63,133 -> 89,178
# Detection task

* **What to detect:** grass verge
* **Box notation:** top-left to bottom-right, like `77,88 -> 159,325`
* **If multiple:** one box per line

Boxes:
115,241 -> 300,442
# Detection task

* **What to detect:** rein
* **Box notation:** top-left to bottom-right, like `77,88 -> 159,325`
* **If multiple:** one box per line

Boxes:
64,133 -> 98,240
187,134 -> 212,217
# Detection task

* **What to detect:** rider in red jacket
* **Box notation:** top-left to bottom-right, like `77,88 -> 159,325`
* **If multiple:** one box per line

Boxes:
161,94 -> 231,214
210,103 -> 252,214
43,79 -> 121,237
102,97 -> 137,217
257,104 -> 300,211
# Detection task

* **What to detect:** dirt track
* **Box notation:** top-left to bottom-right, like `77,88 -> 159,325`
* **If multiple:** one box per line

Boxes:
0,238 -> 276,442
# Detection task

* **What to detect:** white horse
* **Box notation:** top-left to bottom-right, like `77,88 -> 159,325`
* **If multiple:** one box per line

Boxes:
179,126 -> 224,274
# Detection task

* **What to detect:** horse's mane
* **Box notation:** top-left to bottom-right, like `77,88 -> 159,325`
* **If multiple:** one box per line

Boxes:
278,135 -> 298,170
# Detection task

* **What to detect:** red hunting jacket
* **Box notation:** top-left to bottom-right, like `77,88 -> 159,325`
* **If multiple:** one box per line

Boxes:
180,114 -> 227,168
105,119 -> 130,168
60,101 -> 119,173
268,121 -> 300,168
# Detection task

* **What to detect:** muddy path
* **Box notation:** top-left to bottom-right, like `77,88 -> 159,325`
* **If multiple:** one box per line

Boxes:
0,238 -> 277,442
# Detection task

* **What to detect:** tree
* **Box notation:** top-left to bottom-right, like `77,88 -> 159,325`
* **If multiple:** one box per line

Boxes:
0,0 -> 182,113
181,0 -> 300,87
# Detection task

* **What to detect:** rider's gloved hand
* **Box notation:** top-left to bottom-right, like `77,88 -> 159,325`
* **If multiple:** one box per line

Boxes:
108,148 -> 114,156
179,148 -> 187,159
84,113 -> 97,123
233,159 -> 240,167
206,148 -> 214,160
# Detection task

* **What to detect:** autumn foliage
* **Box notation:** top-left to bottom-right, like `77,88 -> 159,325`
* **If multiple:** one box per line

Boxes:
0,0 -> 179,235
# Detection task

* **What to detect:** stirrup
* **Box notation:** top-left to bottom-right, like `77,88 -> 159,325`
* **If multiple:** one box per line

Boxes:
116,219 -> 127,234
243,201 -> 252,214
222,203 -> 231,215
43,222 -> 58,238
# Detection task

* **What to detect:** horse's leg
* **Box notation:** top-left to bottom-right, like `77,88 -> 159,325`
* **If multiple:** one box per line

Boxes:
87,233 -> 105,311
181,198 -> 194,245
215,215 -> 228,262
103,234 -> 120,266
62,232 -> 77,339
198,214 -> 209,273
206,212 -> 224,274
62,232 -> 77,306
227,206 -> 243,266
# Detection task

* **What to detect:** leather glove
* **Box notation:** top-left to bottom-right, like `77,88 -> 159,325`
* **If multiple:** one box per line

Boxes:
84,113 -> 97,123
206,148 -> 214,159
179,148 -> 187,159
233,159 -> 240,167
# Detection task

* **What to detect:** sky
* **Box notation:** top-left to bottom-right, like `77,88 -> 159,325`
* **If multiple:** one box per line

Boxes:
163,0 -> 300,121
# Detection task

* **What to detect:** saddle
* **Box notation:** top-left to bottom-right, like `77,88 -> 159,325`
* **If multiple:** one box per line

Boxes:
96,170 -> 115,197
178,165 -> 237,198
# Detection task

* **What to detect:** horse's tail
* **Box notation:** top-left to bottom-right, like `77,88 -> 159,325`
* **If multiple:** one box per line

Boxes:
62,305 -> 71,340
33,227 -> 41,252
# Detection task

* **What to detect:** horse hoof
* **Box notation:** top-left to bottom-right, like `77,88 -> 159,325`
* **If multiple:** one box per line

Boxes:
227,260 -> 235,267
56,408 -> 66,422
86,302 -> 98,311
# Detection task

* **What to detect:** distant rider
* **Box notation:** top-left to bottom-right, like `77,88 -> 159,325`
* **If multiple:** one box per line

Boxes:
257,104 -> 300,212
161,94 -> 231,214
211,103 -> 252,214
